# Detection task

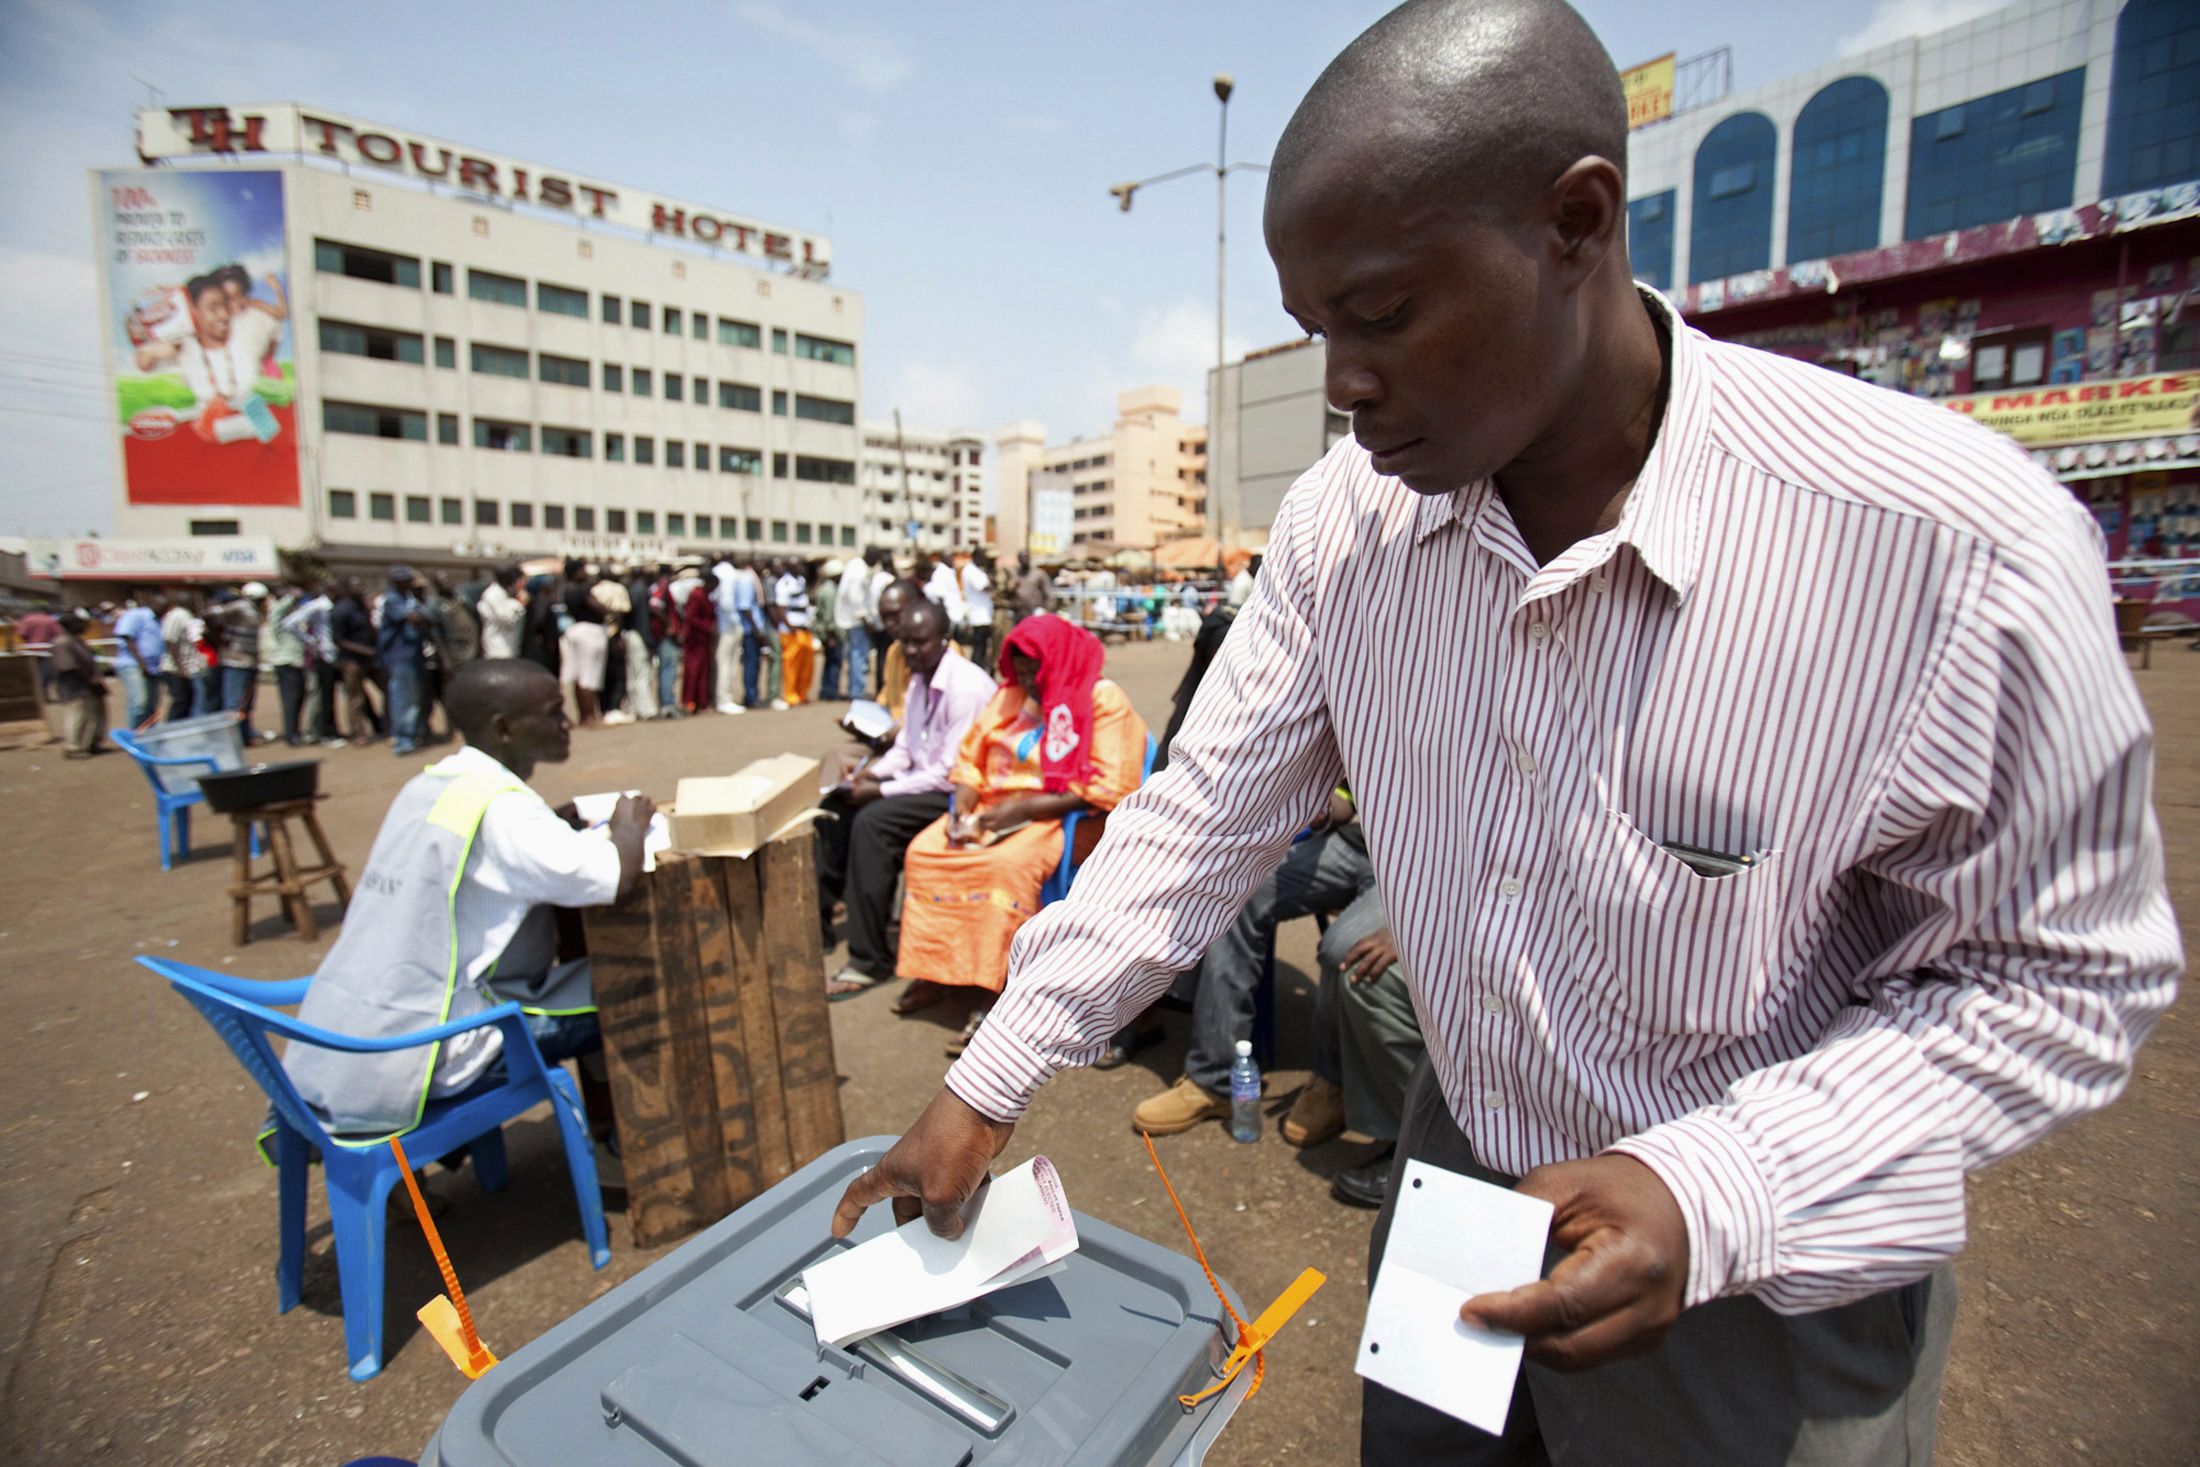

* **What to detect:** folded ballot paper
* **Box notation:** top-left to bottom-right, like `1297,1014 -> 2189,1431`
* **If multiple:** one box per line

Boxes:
802,1157 -> 1079,1349
571,790 -> 672,872
1355,1159 -> 1554,1435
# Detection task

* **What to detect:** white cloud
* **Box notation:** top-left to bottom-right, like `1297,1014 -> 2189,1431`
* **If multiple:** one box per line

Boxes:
1838,0 -> 2004,56
884,360 -> 987,430
838,110 -> 879,147
732,1 -> 913,94
1126,297 -> 1252,399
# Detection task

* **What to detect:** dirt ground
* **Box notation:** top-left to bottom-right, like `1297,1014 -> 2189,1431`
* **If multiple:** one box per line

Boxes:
0,636 -> 2193,1465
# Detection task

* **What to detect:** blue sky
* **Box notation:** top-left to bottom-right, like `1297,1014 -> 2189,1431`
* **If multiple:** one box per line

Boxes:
0,0 -> 1992,536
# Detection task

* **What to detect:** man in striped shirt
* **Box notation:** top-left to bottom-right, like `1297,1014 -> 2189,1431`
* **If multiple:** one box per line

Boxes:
834,1 -> 2180,1461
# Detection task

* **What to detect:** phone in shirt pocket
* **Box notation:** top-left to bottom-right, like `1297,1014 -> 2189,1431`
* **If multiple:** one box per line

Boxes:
1577,810 -> 1788,1037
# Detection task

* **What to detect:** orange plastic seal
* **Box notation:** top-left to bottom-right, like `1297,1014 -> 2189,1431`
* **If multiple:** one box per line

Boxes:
389,1135 -> 498,1378
1140,1129 -> 1326,1408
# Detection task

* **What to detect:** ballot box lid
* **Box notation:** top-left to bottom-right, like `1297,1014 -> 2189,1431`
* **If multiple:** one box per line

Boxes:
422,1137 -> 1250,1467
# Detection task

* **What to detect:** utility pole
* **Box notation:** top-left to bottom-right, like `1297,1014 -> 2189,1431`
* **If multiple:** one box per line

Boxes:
894,408 -> 916,562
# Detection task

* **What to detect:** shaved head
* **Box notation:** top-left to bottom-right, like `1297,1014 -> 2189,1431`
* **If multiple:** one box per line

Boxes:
1271,0 -> 1626,218
445,658 -> 566,767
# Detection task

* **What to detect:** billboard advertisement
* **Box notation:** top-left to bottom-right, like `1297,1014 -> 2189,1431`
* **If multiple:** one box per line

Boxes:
97,168 -> 299,507
1621,53 -> 1676,129
1941,371 -> 2200,447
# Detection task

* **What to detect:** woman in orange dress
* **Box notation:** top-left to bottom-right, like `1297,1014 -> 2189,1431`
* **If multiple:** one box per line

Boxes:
891,613 -> 1148,1042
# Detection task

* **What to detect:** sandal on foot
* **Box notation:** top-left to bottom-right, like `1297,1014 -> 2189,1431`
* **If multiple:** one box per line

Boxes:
826,967 -> 887,1002
892,979 -> 949,1015
945,1007 -> 990,1058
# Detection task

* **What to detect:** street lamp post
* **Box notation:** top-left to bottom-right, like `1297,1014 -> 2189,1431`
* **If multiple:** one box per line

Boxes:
1110,74 -> 1265,545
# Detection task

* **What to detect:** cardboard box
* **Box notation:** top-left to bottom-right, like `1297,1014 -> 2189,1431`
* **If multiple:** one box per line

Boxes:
667,754 -> 821,858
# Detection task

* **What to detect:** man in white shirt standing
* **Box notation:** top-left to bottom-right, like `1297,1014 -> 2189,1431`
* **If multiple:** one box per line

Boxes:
476,564 -> 528,661
958,549 -> 996,670
774,560 -> 817,708
285,659 -> 655,1139
923,553 -> 966,639
711,558 -> 746,716
836,549 -> 876,701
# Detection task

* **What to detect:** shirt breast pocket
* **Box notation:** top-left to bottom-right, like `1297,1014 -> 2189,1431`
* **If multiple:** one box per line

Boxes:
1574,809 -> 1789,1037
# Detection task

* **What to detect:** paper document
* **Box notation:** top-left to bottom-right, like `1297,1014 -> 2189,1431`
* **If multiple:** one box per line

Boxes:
844,699 -> 894,741
1354,1159 -> 1554,1435
803,1156 -> 1079,1349
572,790 -> 672,872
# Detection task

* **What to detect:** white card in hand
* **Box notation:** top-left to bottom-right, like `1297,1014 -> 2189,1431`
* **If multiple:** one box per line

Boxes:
803,1157 -> 1078,1349
1354,1159 -> 1554,1435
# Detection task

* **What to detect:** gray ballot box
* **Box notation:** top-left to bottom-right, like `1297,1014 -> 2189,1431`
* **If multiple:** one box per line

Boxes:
421,1137 -> 1253,1467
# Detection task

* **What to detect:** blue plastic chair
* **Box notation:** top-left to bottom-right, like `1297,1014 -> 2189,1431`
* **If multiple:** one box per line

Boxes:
137,956 -> 610,1382
111,727 -> 258,871
1040,733 -> 1159,906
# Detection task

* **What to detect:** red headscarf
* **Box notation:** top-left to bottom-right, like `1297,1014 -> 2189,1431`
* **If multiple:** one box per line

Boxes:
999,613 -> 1104,793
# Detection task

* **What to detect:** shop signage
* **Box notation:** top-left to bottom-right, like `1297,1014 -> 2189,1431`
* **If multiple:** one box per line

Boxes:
1943,371 -> 2200,447
136,105 -> 830,276
1621,54 -> 1676,129
26,535 -> 282,581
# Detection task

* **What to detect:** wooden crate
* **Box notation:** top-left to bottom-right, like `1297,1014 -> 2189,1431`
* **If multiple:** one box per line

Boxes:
582,837 -> 844,1248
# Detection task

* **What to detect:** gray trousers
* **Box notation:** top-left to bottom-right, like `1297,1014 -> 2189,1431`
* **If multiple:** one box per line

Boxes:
1363,1063 -> 1955,1464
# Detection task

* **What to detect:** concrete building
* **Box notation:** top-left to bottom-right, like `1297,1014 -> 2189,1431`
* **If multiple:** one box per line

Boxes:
992,386 -> 1207,557
98,104 -> 863,576
1206,338 -> 1349,549
857,422 -> 985,555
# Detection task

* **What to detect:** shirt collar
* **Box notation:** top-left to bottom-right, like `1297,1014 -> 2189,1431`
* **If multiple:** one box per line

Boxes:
1410,288 -> 1711,601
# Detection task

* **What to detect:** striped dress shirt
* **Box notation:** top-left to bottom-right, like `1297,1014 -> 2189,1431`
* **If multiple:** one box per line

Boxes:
947,294 -> 2182,1314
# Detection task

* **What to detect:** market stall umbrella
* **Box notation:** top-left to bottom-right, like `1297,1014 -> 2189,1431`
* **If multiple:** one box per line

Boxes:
1155,535 -> 1244,571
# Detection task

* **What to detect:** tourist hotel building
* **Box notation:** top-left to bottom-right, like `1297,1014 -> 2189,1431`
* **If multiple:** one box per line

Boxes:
1205,0 -> 2200,577
94,104 -> 864,577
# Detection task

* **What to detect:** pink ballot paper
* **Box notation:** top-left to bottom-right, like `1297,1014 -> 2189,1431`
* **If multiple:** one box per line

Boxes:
803,1157 -> 1079,1349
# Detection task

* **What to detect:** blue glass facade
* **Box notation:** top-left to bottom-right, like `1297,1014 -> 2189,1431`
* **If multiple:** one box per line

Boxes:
1904,68 -> 2085,239
2103,0 -> 2200,195
1787,77 -> 1889,263
1628,190 -> 1676,291
1690,112 -> 1778,283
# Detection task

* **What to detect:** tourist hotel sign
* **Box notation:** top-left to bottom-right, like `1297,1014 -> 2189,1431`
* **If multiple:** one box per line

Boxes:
1620,53 -> 1676,130
1940,371 -> 2200,447
134,105 -> 832,277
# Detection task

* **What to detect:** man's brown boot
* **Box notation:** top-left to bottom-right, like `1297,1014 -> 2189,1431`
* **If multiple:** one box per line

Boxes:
1131,1075 -> 1231,1136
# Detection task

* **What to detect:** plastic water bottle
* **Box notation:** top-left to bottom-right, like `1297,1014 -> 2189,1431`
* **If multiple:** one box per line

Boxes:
1228,1040 -> 1261,1143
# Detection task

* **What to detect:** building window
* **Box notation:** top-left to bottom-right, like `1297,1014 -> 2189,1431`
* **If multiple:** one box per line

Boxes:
693,442 -> 709,471
719,381 -> 762,411
369,492 -> 396,522
323,400 -> 427,440
606,433 -> 625,462
691,310 -> 707,339
665,373 -> 683,402
607,509 -> 627,533
637,511 -> 656,534
432,261 -> 453,294
475,498 -> 500,527
314,239 -> 420,287
576,506 -> 595,531
2104,0 -> 2200,195
772,390 -> 789,416
771,520 -> 789,542
771,328 -> 788,354
773,452 -> 789,478
473,418 -> 532,452
511,502 -> 534,529
405,494 -> 431,524
329,489 -> 357,518
629,299 -> 648,329
437,412 -> 459,445
602,292 -> 623,324
794,394 -> 856,425
635,436 -> 656,465
795,455 -> 856,485
744,517 -> 762,540
667,513 -> 686,536
794,333 -> 856,366
717,318 -> 761,348
840,526 -> 856,547
539,353 -> 590,387
542,426 -> 592,458
434,335 -> 456,369
693,375 -> 708,401
667,440 -> 687,469
663,304 -> 680,334
318,319 -> 424,364
471,343 -> 530,378
796,522 -> 814,544
720,446 -> 762,474
1787,77 -> 1889,263
467,269 -> 528,307
1689,112 -> 1777,283
543,504 -> 566,530
1906,70 -> 2084,239
633,367 -> 652,396
538,282 -> 589,318
1968,327 -> 2052,390
597,363 -> 620,394
440,496 -> 462,525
